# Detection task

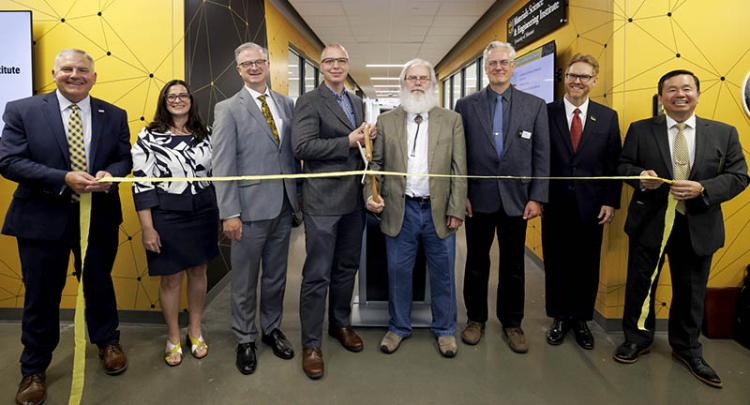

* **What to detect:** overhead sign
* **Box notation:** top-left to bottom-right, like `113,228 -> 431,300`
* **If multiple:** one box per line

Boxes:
0,11 -> 33,131
507,0 -> 567,50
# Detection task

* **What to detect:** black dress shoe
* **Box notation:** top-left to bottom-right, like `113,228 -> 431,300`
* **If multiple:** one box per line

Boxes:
546,319 -> 568,345
572,320 -> 594,350
262,329 -> 294,360
613,341 -> 650,364
672,352 -> 722,388
236,342 -> 257,375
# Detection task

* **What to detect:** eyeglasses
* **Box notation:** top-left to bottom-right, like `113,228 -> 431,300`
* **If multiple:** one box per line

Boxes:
321,57 -> 349,66
487,59 -> 513,68
405,75 -> 430,83
565,73 -> 595,83
238,59 -> 267,68
167,93 -> 190,103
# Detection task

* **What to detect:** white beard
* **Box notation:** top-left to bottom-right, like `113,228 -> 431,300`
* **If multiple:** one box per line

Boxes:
400,87 -> 438,114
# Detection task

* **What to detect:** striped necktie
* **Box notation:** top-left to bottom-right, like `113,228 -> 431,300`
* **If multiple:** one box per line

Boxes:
67,104 -> 87,200
257,95 -> 280,145
673,122 -> 689,214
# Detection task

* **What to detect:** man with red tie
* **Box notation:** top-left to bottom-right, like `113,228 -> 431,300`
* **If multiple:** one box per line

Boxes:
542,54 -> 622,350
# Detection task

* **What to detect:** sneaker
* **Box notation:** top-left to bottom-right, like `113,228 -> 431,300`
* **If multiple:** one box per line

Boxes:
503,327 -> 528,353
379,331 -> 404,354
437,336 -> 458,358
461,321 -> 485,345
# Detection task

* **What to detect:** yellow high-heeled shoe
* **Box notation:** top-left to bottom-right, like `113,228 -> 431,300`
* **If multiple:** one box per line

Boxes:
164,340 -> 183,366
186,334 -> 208,359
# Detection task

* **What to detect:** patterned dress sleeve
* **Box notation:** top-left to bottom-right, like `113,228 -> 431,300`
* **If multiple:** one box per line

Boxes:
131,128 -> 160,210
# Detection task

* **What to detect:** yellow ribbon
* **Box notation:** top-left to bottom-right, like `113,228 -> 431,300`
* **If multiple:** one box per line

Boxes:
69,193 -> 91,405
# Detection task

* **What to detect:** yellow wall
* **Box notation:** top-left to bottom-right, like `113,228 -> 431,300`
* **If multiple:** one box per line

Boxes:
265,0 -> 322,95
0,0 -> 184,311
437,0 -> 750,320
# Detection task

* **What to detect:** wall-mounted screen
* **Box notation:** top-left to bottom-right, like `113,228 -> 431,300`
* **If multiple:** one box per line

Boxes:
511,41 -> 556,103
0,11 -> 33,130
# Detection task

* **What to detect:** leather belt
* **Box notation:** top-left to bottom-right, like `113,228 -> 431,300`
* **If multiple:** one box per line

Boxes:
405,195 -> 430,203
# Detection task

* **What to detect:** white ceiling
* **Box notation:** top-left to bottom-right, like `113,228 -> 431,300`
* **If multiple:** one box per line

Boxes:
288,0 -> 496,98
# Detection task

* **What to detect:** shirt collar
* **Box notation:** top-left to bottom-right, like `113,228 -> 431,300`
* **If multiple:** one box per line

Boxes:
325,83 -> 347,99
666,113 -> 696,130
563,96 -> 589,117
406,111 -> 429,122
487,85 -> 512,103
245,85 -> 269,100
56,89 -> 91,113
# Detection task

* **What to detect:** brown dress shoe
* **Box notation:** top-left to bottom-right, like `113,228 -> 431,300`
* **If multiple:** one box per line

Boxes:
461,321 -> 485,345
328,326 -> 364,352
302,348 -> 324,379
99,343 -> 128,375
16,373 -> 46,405
503,327 -> 529,353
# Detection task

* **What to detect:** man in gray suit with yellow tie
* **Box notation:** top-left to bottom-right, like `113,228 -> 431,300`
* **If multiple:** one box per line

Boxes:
455,41 -> 550,353
292,43 -> 371,379
212,42 -> 299,375
366,58 -> 466,358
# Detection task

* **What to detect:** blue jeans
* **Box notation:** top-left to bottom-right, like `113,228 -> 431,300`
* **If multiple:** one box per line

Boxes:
385,199 -> 457,337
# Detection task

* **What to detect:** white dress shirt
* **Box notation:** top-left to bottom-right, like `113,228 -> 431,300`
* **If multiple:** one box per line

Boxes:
405,111 -> 430,197
563,96 -> 589,132
57,89 -> 92,167
666,114 -> 697,167
245,85 -> 284,141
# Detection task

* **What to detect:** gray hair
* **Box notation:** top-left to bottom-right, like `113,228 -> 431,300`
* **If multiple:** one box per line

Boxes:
320,43 -> 349,60
482,41 -> 516,62
54,49 -> 95,71
234,42 -> 268,64
399,58 -> 437,89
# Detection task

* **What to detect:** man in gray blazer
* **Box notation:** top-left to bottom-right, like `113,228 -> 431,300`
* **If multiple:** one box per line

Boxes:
292,43 -> 371,379
366,58 -> 467,358
212,42 -> 299,375
455,41 -> 550,353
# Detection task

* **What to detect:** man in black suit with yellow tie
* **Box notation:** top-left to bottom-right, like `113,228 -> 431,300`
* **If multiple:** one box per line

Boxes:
0,49 -> 131,405
543,54 -> 621,350
614,70 -> 748,388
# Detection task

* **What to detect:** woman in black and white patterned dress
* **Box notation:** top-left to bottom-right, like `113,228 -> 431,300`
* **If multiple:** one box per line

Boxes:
132,80 -> 218,366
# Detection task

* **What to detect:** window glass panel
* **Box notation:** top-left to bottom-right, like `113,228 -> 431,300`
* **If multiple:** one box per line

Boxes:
452,72 -> 462,109
288,49 -> 300,100
304,61 -> 316,94
464,62 -> 477,96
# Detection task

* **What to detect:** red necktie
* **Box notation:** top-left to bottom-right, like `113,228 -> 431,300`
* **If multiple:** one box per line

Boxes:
570,108 -> 582,152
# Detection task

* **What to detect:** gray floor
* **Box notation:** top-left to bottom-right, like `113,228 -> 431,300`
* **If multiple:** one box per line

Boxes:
1,226 -> 749,404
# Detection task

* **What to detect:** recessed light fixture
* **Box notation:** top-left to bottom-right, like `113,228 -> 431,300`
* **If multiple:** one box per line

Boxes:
366,64 -> 404,68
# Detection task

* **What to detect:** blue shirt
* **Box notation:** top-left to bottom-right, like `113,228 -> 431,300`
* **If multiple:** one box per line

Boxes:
326,85 -> 356,127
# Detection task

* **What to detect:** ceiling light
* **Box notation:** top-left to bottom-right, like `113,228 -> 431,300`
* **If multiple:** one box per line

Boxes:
366,64 -> 404,68
370,77 -> 400,80
373,85 -> 400,88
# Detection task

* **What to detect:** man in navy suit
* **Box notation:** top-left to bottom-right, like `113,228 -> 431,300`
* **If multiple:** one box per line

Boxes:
614,70 -> 748,388
0,49 -> 132,405
455,41 -> 550,353
542,54 -> 621,350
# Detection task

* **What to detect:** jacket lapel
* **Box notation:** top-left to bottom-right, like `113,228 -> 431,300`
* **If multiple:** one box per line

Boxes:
576,101 -> 599,154
268,90 -> 288,147
43,92 -> 71,166
472,88 -> 494,149
239,88 -> 277,146
319,84 -> 355,130
552,99 -> 574,156
390,107 -> 408,173
504,87 -> 522,156
427,107 -> 441,169
651,115 -> 673,178
89,98 -> 106,171
690,116 -> 708,179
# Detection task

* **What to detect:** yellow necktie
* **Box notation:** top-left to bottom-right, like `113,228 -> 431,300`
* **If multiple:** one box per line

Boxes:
257,95 -> 280,145
67,104 -> 87,201
673,122 -> 689,214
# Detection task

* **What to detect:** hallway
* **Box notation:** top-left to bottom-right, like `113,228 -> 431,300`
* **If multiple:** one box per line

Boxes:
0,227 -> 747,404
